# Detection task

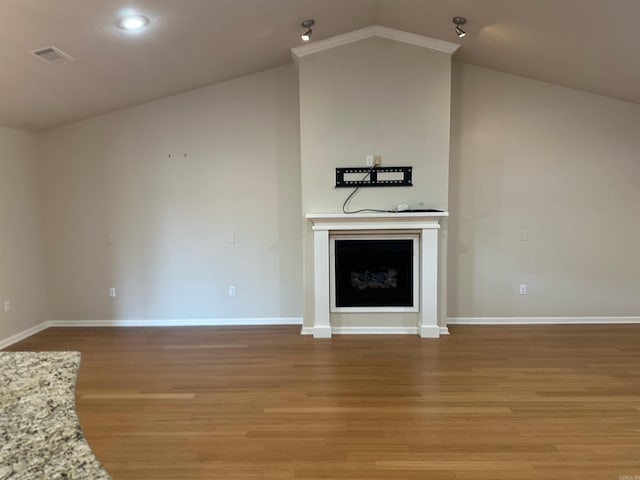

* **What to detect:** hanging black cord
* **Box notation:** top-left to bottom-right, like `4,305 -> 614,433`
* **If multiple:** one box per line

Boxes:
342,166 -> 390,214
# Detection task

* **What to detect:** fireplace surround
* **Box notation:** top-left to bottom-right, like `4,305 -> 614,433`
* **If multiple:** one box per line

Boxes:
306,212 -> 447,338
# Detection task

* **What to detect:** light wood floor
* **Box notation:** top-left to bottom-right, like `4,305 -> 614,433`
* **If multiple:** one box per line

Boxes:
5,325 -> 640,479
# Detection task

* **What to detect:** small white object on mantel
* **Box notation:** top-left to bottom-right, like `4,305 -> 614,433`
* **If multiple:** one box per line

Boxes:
305,212 -> 448,339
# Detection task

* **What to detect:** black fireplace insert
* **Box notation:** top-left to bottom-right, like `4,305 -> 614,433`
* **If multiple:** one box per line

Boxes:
333,239 -> 414,308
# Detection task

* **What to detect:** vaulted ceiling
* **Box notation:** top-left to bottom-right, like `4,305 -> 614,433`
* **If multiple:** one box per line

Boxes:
2,0 -> 638,132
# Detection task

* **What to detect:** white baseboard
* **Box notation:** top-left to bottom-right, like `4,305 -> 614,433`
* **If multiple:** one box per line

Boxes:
50,317 -> 303,327
9,316 -> 633,349
447,316 -> 640,325
0,321 -> 51,350
1,318 -> 303,349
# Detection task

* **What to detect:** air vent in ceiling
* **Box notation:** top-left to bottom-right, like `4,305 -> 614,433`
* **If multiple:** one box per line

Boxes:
29,46 -> 74,65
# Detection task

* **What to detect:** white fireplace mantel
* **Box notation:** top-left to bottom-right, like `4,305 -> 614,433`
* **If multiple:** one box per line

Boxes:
306,212 -> 448,339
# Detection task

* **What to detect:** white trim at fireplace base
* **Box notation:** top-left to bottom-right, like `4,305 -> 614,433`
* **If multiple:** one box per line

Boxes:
419,325 -> 441,338
301,326 -> 450,336
447,316 -> 640,325
312,325 -> 333,338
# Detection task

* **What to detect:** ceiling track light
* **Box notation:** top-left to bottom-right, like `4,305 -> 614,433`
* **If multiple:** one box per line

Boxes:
301,19 -> 315,41
452,16 -> 467,38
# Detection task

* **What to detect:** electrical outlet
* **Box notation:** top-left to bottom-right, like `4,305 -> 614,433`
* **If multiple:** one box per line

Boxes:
521,230 -> 529,241
229,286 -> 236,297
3,300 -> 10,313
519,284 -> 527,295
366,155 -> 374,167
109,288 -> 116,297
373,155 -> 382,166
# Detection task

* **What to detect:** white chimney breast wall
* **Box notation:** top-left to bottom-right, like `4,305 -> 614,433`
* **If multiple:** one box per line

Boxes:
295,29 -> 456,334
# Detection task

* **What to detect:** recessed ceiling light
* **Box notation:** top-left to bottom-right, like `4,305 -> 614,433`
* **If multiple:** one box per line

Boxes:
118,15 -> 149,30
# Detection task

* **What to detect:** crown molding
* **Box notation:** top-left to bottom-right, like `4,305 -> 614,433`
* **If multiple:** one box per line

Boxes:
291,25 -> 459,62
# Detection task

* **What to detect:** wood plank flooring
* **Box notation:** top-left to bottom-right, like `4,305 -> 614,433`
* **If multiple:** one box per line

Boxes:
5,325 -> 640,479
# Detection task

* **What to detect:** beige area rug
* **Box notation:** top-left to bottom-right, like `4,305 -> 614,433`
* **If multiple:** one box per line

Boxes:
0,351 -> 111,480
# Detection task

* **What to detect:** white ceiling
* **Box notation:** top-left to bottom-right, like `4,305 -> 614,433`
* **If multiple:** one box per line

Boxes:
2,0 -> 639,132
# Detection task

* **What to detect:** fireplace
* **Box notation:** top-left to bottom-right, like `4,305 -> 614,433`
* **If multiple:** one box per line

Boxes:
306,212 -> 447,338
330,235 -> 419,312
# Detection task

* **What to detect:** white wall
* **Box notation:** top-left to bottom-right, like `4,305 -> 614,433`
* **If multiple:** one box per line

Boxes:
297,36 -> 453,329
448,63 -> 640,318
299,37 -> 452,213
0,127 -> 48,340
4,51 -> 640,343
38,65 -> 303,322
